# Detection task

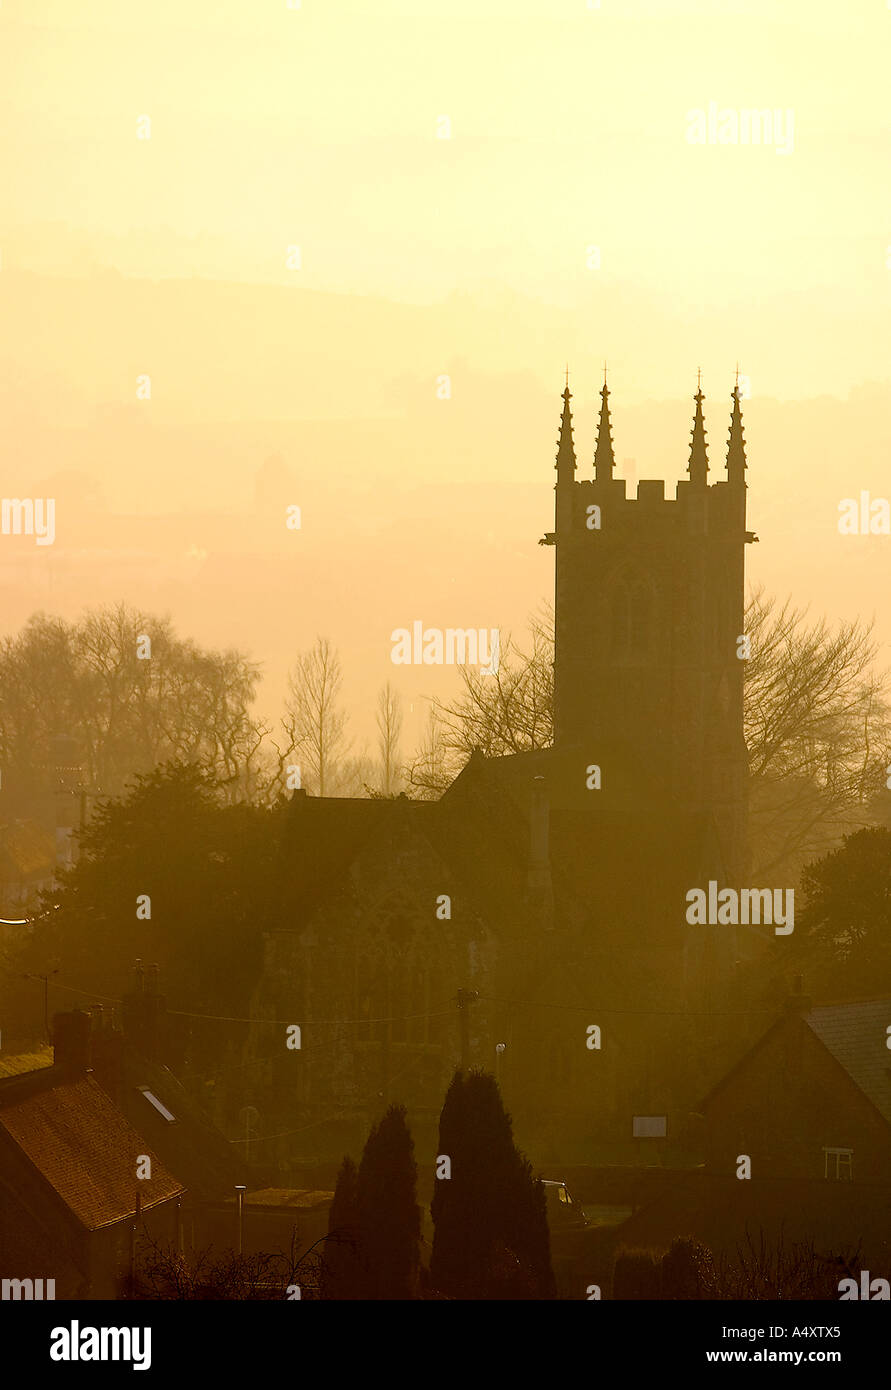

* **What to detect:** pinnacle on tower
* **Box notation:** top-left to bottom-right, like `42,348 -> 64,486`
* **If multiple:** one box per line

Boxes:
555,373 -> 576,476
687,372 -> 709,487
726,377 -> 747,485
594,366 -> 616,481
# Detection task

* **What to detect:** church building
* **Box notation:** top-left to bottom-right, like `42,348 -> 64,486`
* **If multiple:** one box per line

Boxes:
236,378 -> 755,1177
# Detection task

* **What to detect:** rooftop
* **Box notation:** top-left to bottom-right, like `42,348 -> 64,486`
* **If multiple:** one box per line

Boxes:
806,999 -> 891,1126
0,1071 -> 184,1229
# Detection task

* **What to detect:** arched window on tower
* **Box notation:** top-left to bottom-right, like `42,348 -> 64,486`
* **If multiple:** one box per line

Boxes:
610,582 -> 632,655
610,572 -> 655,661
629,580 -> 653,654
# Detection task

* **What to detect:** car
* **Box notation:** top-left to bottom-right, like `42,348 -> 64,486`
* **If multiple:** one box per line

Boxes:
541,1179 -> 589,1231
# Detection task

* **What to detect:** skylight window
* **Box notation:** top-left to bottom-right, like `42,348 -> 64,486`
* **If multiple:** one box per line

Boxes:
138,1087 -> 176,1123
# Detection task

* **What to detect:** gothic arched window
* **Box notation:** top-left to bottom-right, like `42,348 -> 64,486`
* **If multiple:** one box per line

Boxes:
630,581 -> 652,654
610,583 -> 632,654
610,572 -> 655,660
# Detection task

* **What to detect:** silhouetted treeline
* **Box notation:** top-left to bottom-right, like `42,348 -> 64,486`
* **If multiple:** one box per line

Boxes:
325,1076 -> 554,1300
6,767 -> 891,1048
3,593 -> 889,883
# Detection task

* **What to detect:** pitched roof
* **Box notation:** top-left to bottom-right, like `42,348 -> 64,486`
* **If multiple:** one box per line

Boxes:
442,745 -> 720,940
700,999 -> 891,1129
0,1072 -> 184,1229
806,1000 -> 891,1125
0,1046 -> 54,1079
278,781 -> 531,936
276,794 -> 421,921
114,1048 -> 243,1198
273,745 -> 729,955
227,1188 -> 334,1210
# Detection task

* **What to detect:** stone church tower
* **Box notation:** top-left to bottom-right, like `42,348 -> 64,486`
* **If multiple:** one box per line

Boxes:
235,374 -> 757,1175
496,374 -> 758,1157
545,373 -> 752,894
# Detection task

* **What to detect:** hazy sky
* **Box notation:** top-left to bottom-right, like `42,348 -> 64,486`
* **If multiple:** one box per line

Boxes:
1,0 -> 889,749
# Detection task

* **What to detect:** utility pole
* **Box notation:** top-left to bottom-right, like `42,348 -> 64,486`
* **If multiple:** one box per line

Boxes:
25,970 -> 59,1042
381,1024 -> 390,1106
75,783 -> 101,859
129,1190 -> 142,1295
235,1185 -> 246,1256
456,988 -> 479,1070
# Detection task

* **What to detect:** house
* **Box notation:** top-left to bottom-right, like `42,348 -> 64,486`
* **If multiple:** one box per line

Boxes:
604,993 -> 891,1282
49,996 -> 248,1252
0,995 -> 334,1298
701,994 -> 891,1183
0,1049 -> 184,1298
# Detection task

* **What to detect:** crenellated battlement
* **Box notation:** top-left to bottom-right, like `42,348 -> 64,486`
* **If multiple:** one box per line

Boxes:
548,372 -> 751,885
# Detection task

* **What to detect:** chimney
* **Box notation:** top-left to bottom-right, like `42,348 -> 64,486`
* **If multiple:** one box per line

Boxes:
122,962 -> 169,1063
86,1004 -> 125,1101
52,1009 -> 92,1072
783,975 -> 812,1087
783,974 -> 812,1015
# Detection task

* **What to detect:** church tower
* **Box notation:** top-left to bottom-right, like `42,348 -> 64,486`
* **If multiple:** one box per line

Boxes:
548,373 -> 752,889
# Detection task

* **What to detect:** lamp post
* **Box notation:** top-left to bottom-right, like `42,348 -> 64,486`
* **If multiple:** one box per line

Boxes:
235,1185 -> 247,1256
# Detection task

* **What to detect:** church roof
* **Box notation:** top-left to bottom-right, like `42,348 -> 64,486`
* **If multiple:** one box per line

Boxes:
274,744 -> 731,951
442,744 -> 726,943
277,778 -> 532,934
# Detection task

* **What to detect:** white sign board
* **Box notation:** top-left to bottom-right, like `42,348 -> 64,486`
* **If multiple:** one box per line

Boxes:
632,1115 -> 667,1138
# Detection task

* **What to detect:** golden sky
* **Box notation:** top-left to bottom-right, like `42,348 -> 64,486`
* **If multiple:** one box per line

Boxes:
1,0 -> 889,744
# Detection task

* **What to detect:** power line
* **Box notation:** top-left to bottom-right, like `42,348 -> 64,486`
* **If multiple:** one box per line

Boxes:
477,993 -> 777,1019
229,1109 -> 351,1145
42,979 -> 123,1005
0,962 -> 455,1030
165,1004 -> 454,1027
188,1026 -> 359,1073
228,1045 -> 432,1146
0,957 -> 779,1024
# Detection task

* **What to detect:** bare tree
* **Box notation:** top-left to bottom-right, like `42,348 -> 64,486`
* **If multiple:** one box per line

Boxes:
745,588 -> 891,878
404,606 -> 553,797
0,605 -> 265,812
376,681 -> 403,796
710,1226 -> 860,1301
433,606 -> 554,763
131,1227 -> 331,1300
280,637 -> 349,797
405,705 -> 450,799
410,593 -> 891,878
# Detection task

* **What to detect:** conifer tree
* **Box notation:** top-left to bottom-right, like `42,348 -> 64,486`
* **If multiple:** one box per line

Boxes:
326,1155 -> 363,1299
356,1104 -> 421,1299
430,1069 -> 555,1299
